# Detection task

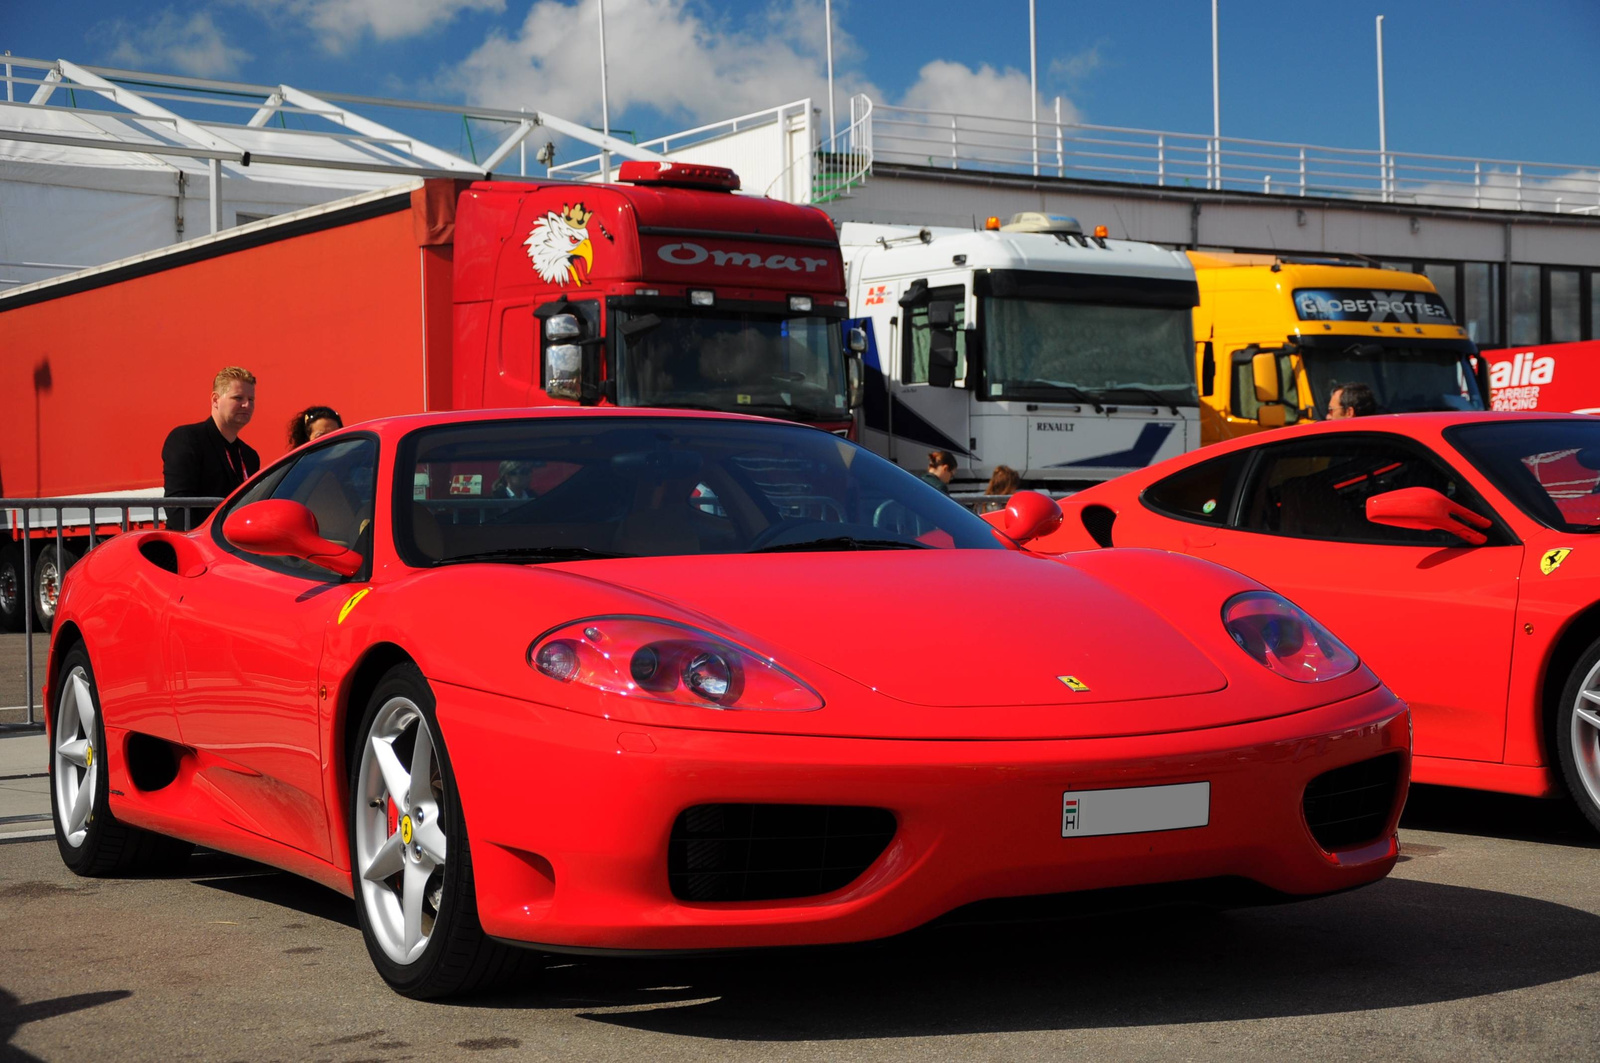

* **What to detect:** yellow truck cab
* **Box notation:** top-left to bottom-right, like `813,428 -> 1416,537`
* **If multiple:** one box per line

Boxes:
1188,252 -> 1486,444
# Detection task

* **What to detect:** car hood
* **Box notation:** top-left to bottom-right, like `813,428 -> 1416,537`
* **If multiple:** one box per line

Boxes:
572,549 -> 1228,708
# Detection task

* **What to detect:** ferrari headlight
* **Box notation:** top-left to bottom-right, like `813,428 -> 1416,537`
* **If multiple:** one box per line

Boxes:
1221,591 -> 1358,683
529,616 -> 822,711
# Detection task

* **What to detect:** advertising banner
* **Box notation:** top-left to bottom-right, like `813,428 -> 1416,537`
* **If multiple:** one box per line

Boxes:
1293,288 -> 1454,324
1484,341 -> 1600,414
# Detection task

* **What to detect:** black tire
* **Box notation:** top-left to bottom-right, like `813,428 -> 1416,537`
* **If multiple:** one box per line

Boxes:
1555,638 -> 1600,834
0,542 -> 24,633
51,644 -> 194,876
32,542 -> 77,631
348,663 -> 522,998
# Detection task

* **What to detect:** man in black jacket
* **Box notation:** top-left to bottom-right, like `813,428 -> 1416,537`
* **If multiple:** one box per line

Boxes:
162,366 -> 261,526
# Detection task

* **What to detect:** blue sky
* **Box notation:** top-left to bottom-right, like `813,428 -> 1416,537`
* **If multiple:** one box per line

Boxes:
8,0 -> 1600,166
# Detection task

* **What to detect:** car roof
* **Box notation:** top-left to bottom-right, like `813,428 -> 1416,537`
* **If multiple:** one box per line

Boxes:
1198,410 -> 1597,459
352,405 -> 798,437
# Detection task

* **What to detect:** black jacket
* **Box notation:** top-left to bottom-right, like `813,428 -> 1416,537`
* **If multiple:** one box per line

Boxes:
162,418 -> 260,523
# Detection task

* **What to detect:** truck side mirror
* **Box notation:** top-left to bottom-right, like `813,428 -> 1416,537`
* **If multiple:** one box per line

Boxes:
927,299 -> 958,388
1200,341 -> 1216,397
846,355 -> 864,409
1252,350 -> 1280,404
544,313 -> 581,341
540,303 -> 602,405
848,326 -> 867,353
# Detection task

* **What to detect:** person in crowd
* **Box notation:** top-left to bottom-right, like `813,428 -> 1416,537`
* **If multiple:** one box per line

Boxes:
1328,381 -> 1377,419
289,405 -> 343,447
491,461 -> 538,499
162,366 -> 260,525
920,450 -> 956,494
983,465 -> 1021,512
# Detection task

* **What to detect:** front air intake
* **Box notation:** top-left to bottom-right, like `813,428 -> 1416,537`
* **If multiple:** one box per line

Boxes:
668,803 -> 896,902
1302,753 -> 1402,852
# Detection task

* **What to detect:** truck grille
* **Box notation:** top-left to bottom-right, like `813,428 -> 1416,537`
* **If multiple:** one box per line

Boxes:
668,803 -> 896,902
1302,753 -> 1402,852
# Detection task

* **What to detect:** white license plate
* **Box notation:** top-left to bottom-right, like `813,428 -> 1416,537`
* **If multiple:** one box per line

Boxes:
1062,782 -> 1211,838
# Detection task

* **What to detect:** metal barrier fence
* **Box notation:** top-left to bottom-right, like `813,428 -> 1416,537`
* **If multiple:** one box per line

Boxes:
2,496 -> 221,730
863,95 -> 1600,215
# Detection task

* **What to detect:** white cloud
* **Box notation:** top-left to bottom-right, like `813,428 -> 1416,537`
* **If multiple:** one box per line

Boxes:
1049,44 -> 1103,86
448,0 -> 877,128
97,10 -> 251,77
247,0 -> 506,53
898,59 -> 1072,123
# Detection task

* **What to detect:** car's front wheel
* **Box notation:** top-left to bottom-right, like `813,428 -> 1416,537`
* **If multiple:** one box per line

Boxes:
51,644 -> 193,875
1556,639 -> 1600,833
349,663 -> 521,998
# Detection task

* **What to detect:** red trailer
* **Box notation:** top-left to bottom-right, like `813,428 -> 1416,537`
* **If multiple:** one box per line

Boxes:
0,163 -> 858,627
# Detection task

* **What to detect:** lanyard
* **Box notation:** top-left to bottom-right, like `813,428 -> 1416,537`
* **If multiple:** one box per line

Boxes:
222,443 -> 244,484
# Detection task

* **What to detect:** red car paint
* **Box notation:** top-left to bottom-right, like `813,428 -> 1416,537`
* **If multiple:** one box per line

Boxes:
48,408 -> 1409,954
1031,410 -> 1600,802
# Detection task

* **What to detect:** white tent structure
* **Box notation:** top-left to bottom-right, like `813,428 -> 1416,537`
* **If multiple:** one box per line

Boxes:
0,54 -> 664,288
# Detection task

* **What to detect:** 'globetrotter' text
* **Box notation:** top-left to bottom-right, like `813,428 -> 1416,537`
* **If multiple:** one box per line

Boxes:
656,241 -> 833,273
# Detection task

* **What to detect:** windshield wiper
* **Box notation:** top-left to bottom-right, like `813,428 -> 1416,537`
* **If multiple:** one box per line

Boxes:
1099,386 -> 1180,415
435,547 -> 632,565
749,536 -> 930,554
1009,380 -> 1104,413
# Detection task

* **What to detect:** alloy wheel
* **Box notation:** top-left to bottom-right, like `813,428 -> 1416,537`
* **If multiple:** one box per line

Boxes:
53,665 -> 97,848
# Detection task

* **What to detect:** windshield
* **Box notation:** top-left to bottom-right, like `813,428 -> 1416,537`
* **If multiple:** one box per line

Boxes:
982,298 -> 1196,403
1447,419 -> 1600,532
1301,343 -> 1484,417
614,310 -> 847,422
396,417 -> 1003,564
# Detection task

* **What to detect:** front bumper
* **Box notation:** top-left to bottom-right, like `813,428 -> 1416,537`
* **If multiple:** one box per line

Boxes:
434,681 -> 1409,951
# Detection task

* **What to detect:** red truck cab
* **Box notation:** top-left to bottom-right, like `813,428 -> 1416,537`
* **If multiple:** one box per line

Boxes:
456,161 -> 857,433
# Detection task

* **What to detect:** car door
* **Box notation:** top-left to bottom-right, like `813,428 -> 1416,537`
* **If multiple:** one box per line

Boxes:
168,435 -> 379,860
1153,432 -> 1523,763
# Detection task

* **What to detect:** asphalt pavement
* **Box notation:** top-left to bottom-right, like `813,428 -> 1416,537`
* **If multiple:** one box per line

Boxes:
2,783 -> 1598,1062
0,632 -> 50,728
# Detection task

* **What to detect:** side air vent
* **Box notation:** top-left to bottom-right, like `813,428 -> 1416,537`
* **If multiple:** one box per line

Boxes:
669,803 -> 896,902
1302,753 -> 1402,852
1081,504 -> 1117,548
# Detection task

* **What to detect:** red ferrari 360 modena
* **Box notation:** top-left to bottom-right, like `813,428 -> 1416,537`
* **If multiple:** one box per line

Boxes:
1032,411 -> 1600,833
48,409 -> 1409,998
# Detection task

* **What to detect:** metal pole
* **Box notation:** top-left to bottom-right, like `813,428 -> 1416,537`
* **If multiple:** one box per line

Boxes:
209,156 -> 222,233
598,0 -> 612,183
21,507 -> 32,726
1376,15 -> 1388,202
5,51 -> 12,103
1211,0 -> 1220,191
825,0 -> 836,154
519,107 -> 526,176
1030,0 -> 1039,177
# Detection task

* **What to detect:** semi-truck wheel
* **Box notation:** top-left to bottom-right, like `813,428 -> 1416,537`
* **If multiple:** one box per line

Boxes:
32,543 -> 77,631
0,544 -> 24,632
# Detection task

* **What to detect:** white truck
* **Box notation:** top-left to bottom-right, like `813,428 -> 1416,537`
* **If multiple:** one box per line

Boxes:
839,214 -> 1201,488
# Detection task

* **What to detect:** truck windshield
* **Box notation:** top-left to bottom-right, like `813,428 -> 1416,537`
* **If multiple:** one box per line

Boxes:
1300,342 -> 1483,417
613,310 -> 847,423
982,299 -> 1196,404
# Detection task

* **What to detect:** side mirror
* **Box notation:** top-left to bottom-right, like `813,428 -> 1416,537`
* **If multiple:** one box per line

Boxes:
846,354 -> 864,409
1365,487 -> 1492,546
847,326 -> 868,353
544,343 -> 601,404
999,490 -> 1064,544
223,499 -> 364,576
1252,350 -> 1281,404
1200,340 -> 1216,398
543,313 -> 581,341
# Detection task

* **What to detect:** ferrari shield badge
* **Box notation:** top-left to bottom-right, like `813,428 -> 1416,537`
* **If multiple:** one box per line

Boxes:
1541,548 -> 1573,575
1058,675 -> 1091,692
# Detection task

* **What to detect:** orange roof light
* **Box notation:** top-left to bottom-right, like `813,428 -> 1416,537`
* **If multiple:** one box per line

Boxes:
985,216 -> 1001,230
1093,225 -> 1109,238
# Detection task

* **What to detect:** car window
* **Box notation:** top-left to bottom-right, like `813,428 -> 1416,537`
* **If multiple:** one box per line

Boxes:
396,418 -> 1002,565
1235,434 -> 1491,545
1142,450 -> 1253,525
1447,419 -> 1600,532
217,436 -> 379,580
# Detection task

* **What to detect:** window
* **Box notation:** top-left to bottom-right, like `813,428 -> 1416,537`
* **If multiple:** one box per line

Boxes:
1551,269 -> 1581,344
1462,262 -> 1499,346
1143,450 -> 1253,525
1590,271 -> 1600,341
1236,435 -> 1489,545
216,436 -> 379,580
904,287 -> 968,385
1230,350 -> 1259,420
1510,264 -> 1541,345
1422,264 -> 1458,322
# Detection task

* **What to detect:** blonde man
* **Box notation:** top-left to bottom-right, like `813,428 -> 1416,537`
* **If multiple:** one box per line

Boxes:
162,367 -> 260,522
